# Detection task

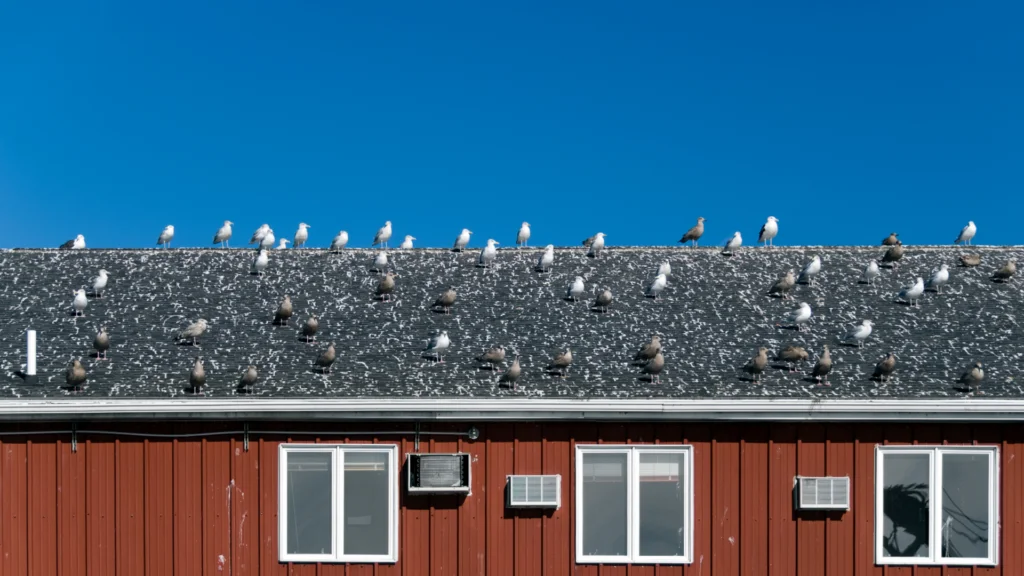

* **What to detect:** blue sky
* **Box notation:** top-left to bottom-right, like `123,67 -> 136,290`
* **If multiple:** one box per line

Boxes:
1,2 -> 1021,249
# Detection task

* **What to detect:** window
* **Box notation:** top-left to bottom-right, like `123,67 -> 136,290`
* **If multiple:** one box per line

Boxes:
876,446 -> 998,566
279,444 -> 399,563
575,445 -> 693,564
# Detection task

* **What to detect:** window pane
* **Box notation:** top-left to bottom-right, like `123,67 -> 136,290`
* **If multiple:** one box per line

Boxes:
941,454 -> 991,559
639,452 -> 686,557
286,451 -> 334,555
343,451 -> 391,556
581,452 -> 628,556
881,453 -> 930,558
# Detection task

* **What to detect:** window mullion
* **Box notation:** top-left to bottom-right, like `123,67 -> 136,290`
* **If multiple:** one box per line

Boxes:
335,448 -> 343,561
630,448 -> 639,562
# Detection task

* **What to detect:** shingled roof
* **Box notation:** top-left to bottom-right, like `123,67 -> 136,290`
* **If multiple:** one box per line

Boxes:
1,246 -> 1022,400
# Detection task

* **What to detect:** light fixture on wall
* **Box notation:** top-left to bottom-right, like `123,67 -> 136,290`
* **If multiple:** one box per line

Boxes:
467,426 -> 480,441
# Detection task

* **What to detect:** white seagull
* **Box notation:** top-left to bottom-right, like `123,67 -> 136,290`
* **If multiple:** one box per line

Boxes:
517,222 -> 531,247
759,216 -> 779,247
275,238 -> 290,250
293,223 -> 310,248
60,234 -> 86,250
453,228 -> 473,252
954,221 -> 977,245
722,232 -> 742,255
897,277 -> 925,306
399,235 -> 415,249
862,261 -> 880,284
330,231 -> 349,252
373,221 -> 393,248
259,229 -> 276,250
213,221 -> 233,248
372,251 -> 389,272
156,225 -> 174,248
249,224 -> 270,245
780,302 -> 812,331
798,255 -> 821,285
92,269 -> 109,298
536,244 -> 554,272
657,261 -> 672,277
251,248 -> 269,276
645,273 -> 668,299
72,289 -> 88,317
478,239 -> 499,267
925,264 -> 950,293
566,276 -> 585,301
587,232 -> 606,258
422,330 -> 451,363
844,320 -> 874,347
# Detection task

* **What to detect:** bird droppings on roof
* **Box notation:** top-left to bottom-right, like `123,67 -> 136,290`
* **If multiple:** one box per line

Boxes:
1,246 -> 1023,399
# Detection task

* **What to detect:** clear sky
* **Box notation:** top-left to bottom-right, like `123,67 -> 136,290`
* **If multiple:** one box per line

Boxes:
1,2 -> 1021,249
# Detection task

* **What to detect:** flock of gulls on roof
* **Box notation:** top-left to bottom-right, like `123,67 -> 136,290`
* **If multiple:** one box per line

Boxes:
53,218 -> 1011,396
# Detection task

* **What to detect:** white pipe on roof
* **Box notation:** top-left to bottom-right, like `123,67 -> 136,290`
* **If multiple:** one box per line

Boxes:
26,330 -> 36,377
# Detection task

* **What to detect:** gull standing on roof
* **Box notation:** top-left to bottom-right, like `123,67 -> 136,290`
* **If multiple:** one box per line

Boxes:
535,245 -> 554,272
880,241 -> 904,270
452,228 -> 472,252
293,223 -> 310,248
873,352 -> 896,384
72,289 -> 88,317
478,239 -> 499,267
759,217 -> 779,247
249,224 -> 270,245
954,221 -> 977,245
189,356 -> 206,394
843,320 -> 873,347
586,233 -> 606,258
433,287 -> 457,314
882,232 -> 900,246
476,346 -> 506,370
422,331 -> 451,363
959,254 -> 981,267
992,259 -> 1016,283
862,261 -> 880,284
316,342 -> 337,374
517,222 -> 531,247
566,276 -> 585,301
92,269 -> 109,298
742,347 -> 768,383
399,235 -> 415,249
633,335 -> 661,364
373,221 -> 393,249
640,351 -> 665,383
156,225 -> 175,248
897,277 -> 925,306
238,365 -> 258,392
812,346 -> 832,385
958,361 -> 984,394
546,349 -> 573,377
376,272 -> 396,302
657,261 -> 671,277
925,264 -> 950,293
251,248 -> 269,275
645,273 -> 668,299
330,231 -> 349,252
779,302 -> 812,331
176,319 -> 209,346
797,255 -> 821,285
213,221 -> 233,247
679,217 -> 705,247
259,229 -> 276,250
768,269 -> 796,298
60,234 -> 86,250
500,356 -> 521,390
372,252 -> 388,273
273,295 -> 293,325
592,288 -> 613,312
66,359 -> 87,390
93,327 -> 110,360
722,232 -> 742,255
301,315 -> 319,343
275,238 -> 290,250
775,345 -> 808,373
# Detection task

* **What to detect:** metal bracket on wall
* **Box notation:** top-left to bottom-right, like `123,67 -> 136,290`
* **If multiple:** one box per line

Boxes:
243,423 -> 249,452
71,422 -> 77,453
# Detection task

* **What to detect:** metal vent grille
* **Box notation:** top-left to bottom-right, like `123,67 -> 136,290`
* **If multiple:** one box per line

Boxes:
796,476 -> 850,510
507,475 -> 561,508
407,453 -> 471,493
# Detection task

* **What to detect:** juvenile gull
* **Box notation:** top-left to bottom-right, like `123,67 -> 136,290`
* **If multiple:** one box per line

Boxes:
273,295 -> 293,325
592,288 -> 613,312
500,356 -> 521,390
176,319 -> 209,346
767,269 -> 796,298
779,302 -> 812,331
812,346 -> 832,385
422,331 -> 451,363
861,261 -> 880,284
954,221 -> 977,246
93,327 -> 110,360
924,264 -> 950,293
657,261 -> 672,277
301,315 -> 319,343
958,361 -> 984,394
92,269 -> 109,298
882,232 -> 900,246
275,238 -> 290,250
249,224 -> 270,245
640,351 -> 665,383
66,359 -> 87,390
188,356 -> 206,394
316,342 -> 337,374
897,277 -> 925,306
293,223 -> 310,248
399,235 -> 415,249
476,346 -> 506,370
959,254 -> 981,267
992,259 -> 1016,283
586,233 -> 606,258
72,289 -> 88,317
373,221 -> 393,249
880,241 -> 904,269
238,365 -> 258,392
797,256 -> 821,285
873,352 -> 896,384
565,276 -> 585,302
60,234 -> 86,250
452,228 -> 472,252
775,345 -> 808,373
633,335 -> 661,364
477,239 -> 499,268
376,272 -> 396,302
742,347 -> 768,383
251,248 -> 269,276
517,222 -> 531,247
678,217 -> 705,247
645,273 -> 668,299
213,220 -> 233,247
372,252 -> 389,273
546,349 -> 573,377
330,231 -> 349,252
157,225 -> 175,248
843,320 -> 873,347
535,245 -> 554,272
259,229 -> 276,250
722,232 -> 742,256
758,216 -> 779,247
433,287 -> 457,314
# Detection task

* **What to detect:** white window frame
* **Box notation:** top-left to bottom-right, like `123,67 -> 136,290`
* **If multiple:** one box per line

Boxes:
575,444 -> 694,565
278,444 -> 399,564
875,445 -> 998,566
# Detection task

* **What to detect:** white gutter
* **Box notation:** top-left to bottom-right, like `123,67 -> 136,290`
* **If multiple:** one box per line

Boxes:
0,398 -> 1021,421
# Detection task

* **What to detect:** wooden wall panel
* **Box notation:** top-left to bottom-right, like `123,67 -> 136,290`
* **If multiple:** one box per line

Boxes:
458,426 -> 488,576
824,425 -> 854,576
1,438 -> 28,576
485,423 -> 515,576
682,424 -> 711,576
796,425 -> 826,576
28,439 -> 57,576
514,423 -> 543,576
541,424 -> 571,576
712,432 -> 741,576
430,428 -> 461,576
852,425 -> 883,576
230,437 -> 259,576
145,440 -> 175,576
86,439 -> 115,576
58,439 -> 87,576
768,425 -> 796,576
740,428 -> 769,576
115,439 -> 145,576
402,434 -> 431,576
174,438 -> 202,576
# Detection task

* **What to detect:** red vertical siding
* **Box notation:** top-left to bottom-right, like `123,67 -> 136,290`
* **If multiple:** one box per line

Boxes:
116,439 -> 145,575
683,424 -> 712,576
712,433 -> 741,575
87,438 -> 115,576
824,425 -> 854,576
146,439 -> 175,576
514,423 -> 543,576
740,430 -> 769,576
2,437 -> 28,576
174,437 -> 202,576
796,425 -> 826,576
485,424 -> 515,576
58,439 -> 87,576
768,425 -> 797,576
853,425 -> 883,576
28,439 -> 57,576
541,424 -> 571,576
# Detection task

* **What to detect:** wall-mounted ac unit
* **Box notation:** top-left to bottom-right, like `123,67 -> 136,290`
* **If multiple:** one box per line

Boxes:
795,476 -> 850,510
407,453 -> 471,494
507,475 -> 560,509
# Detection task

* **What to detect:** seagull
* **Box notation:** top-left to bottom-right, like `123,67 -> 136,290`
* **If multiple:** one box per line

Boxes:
992,259 -> 1017,283
880,241 -> 905,269
758,216 -> 779,247
376,272 -> 396,302
678,217 -> 705,247
954,221 -> 977,246
66,358 -> 87,390
517,222 -> 531,247
399,235 -> 415,249
92,269 -> 109,298
958,361 -> 984,394
535,245 -> 555,272
422,331 -> 451,363
301,315 -> 319,343
779,302 -> 812,331
478,239 -> 499,267
882,232 -> 900,246
293,223 -> 310,248
157,225 -> 175,248
452,228 -> 473,252
645,273 -> 668,299
330,231 -> 349,252
925,264 -> 950,293
546,349 -> 573,377
843,320 -> 873,347
372,252 -> 388,273
640,351 -> 665,383
259,229 -> 276,250
273,295 -> 293,325
873,352 -> 896,384
768,269 -> 796,298
592,288 -> 613,312
72,289 -> 88,317
586,233 -> 606,258
633,335 -> 661,364
213,221 -> 233,247
722,232 -> 742,255
189,356 -> 206,394
238,365 -> 258,392
566,276 -> 585,301
476,346 -> 506,370
275,238 -> 290,250
775,345 -> 808,373
93,327 -> 110,360
176,319 -> 209,346
797,256 -> 821,285
433,287 -> 457,314
59,234 -> 86,250
959,254 -> 981,267
500,356 -> 521,390
249,224 -> 270,245
373,221 -> 393,249
251,248 -> 269,276
897,277 -> 925,306
812,346 -> 832,385
861,261 -> 880,284
316,342 -> 337,374
742,347 -> 769,383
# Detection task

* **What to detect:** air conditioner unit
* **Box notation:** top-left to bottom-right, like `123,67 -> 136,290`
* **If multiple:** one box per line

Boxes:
795,476 -> 850,510
507,475 -> 561,509
407,453 -> 471,494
